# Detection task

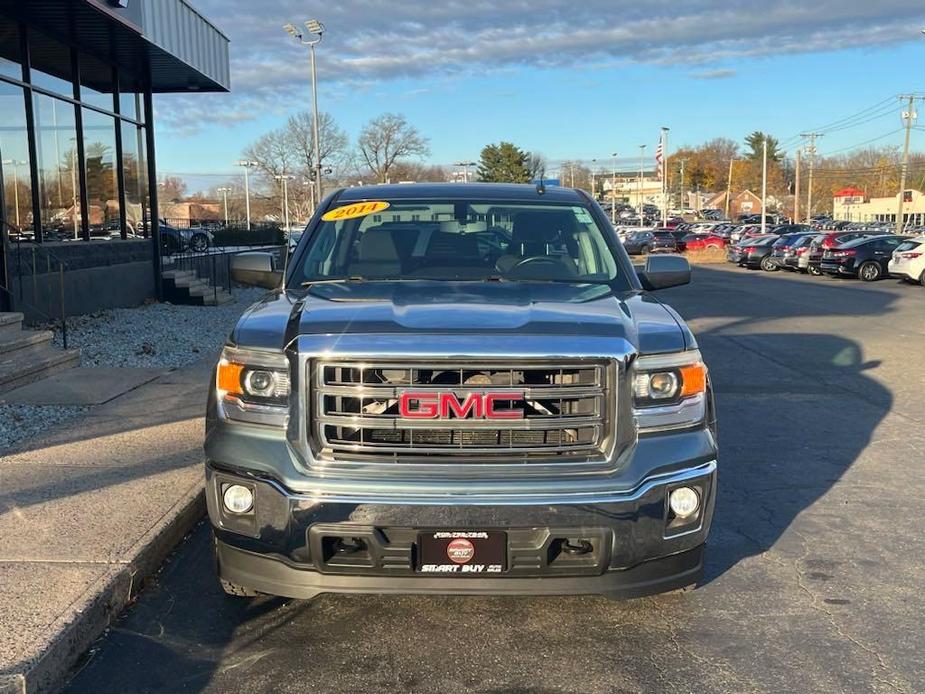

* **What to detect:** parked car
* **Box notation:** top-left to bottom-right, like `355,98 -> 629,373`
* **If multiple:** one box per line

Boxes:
664,216 -> 685,229
796,235 -> 825,273
806,231 -> 884,276
730,224 -> 766,244
767,233 -> 817,270
734,235 -> 779,270
160,219 -> 213,254
207,182 -> 716,600
820,236 -> 907,281
888,236 -> 925,285
623,230 -> 677,255
683,233 -> 727,252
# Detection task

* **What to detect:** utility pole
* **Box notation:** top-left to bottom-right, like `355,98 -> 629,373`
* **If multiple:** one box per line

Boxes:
761,138 -> 768,235
725,158 -> 735,220
794,149 -> 801,224
896,95 -> 919,235
800,132 -> 822,224
591,159 -> 597,199
274,174 -> 295,231
679,159 -> 686,213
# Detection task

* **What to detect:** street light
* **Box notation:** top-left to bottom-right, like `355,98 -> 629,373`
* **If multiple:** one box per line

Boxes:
216,187 -> 231,225
454,161 -> 476,183
274,174 -> 295,231
590,158 -> 597,199
610,152 -> 618,224
235,160 -> 258,230
1,159 -> 26,227
637,145 -> 648,220
283,19 -> 325,207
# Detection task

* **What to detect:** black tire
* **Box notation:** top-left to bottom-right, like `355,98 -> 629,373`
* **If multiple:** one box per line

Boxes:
808,264 -> 823,276
220,578 -> 259,597
919,270 -> 925,288
640,245 -> 650,255
760,256 -> 778,272
190,233 -> 209,253
858,261 -> 881,282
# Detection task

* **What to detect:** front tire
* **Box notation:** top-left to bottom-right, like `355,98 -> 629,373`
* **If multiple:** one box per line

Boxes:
190,233 -> 209,253
858,261 -> 882,282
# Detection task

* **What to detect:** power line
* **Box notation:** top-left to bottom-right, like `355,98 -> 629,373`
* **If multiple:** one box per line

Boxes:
817,128 -> 904,156
779,95 -> 898,146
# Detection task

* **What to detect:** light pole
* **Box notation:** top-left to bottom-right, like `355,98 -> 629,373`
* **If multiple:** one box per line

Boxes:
235,160 -> 257,230
1,159 -> 25,227
284,19 -> 325,207
637,144 -> 647,220
217,187 -> 231,225
274,174 -> 295,231
761,138 -> 768,235
610,152 -> 618,224
454,161 -> 476,183
660,126 -> 669,227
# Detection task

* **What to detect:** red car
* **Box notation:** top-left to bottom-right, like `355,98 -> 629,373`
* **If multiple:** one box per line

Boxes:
682,233 -> 728,251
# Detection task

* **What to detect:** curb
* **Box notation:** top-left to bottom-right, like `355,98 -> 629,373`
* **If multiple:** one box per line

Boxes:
0,481 -> 205,694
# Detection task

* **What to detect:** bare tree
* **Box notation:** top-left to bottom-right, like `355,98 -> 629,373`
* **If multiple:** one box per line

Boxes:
243,128 -> 297,184
526,151 -> 547,181
358,113 -> 430,183
286,111 -> 349,175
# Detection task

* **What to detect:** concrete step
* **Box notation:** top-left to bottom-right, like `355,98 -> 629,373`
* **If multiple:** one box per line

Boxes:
173,277 -> 209,290
202,291 -> 234,306
161,270 -> 196,282
0,347 -> 81,394
0,312 -> 25,340
187,284 -> 222,298
0,329 -> 54,358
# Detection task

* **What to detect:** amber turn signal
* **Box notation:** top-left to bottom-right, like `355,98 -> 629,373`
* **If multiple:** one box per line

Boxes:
216,360 -> 245,395
679,363 -> 707,398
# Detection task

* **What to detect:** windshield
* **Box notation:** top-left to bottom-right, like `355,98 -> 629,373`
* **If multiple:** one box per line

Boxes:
291,199 -> 621,285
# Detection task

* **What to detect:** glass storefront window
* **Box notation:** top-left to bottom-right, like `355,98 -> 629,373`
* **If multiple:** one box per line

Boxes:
117,73 -> 142,121
0,17 -> 23,81
121,121 -> 149,237
0,81 -> 34,237
33,93 -> 80,240
82,109 -> 119,238
27,30 -> 75,98
79,53 -> 115,112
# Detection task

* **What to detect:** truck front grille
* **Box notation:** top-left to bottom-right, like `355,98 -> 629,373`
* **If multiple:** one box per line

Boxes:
310,361 -> 611,458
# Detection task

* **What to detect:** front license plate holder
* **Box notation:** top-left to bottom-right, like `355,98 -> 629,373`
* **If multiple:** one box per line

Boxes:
417,531 -> 506,576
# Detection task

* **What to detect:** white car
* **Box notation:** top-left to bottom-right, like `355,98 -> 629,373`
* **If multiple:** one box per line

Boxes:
888,236 -> 925,285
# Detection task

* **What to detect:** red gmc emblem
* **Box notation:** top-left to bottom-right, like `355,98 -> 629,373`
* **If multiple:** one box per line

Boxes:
399,392 -> 524,419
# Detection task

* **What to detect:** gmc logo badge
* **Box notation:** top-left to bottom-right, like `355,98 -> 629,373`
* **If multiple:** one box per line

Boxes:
399,392 -> 524,419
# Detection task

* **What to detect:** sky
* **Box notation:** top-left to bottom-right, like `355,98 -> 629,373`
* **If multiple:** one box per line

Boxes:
154,0 -> 925,191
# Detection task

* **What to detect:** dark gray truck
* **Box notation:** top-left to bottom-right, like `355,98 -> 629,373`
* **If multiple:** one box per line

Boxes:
206,183 -> 717,599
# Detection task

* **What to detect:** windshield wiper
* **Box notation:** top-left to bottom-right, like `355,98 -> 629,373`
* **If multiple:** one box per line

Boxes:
298,276 -> 368,287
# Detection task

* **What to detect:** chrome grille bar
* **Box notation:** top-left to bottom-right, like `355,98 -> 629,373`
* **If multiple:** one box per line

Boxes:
310,360 -> 612,458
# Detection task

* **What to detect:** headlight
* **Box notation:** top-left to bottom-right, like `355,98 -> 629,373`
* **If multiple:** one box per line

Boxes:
216,347 -> 290,426
633,351 -> 708,432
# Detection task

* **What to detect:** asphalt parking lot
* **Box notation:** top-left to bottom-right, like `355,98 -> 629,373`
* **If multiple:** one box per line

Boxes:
65,266 -> 925,693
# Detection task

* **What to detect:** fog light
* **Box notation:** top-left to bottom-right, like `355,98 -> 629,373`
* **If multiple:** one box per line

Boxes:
669,487 -> 700,518
223,484 -> 254,514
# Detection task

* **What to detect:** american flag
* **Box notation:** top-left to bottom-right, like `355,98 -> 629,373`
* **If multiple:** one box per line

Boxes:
655,136 -> 664,181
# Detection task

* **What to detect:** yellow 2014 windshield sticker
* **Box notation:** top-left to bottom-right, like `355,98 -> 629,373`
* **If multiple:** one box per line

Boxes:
321,201 -> 390,222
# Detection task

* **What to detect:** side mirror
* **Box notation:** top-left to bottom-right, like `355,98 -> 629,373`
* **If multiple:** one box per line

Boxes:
231,252 -> 283,289
637,254 -> 691,290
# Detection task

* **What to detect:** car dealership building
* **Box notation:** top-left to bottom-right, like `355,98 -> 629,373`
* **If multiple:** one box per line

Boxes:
0,0 -> 229,317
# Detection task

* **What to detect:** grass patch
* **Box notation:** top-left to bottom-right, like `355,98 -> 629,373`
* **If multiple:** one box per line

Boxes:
683,247 -> 728,265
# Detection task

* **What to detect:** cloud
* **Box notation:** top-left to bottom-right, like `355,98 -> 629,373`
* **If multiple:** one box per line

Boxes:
691,69 -> 737,80
163,0 -> 925,133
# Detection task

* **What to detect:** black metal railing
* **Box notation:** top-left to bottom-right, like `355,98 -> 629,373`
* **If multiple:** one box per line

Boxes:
1,220 -> 70,349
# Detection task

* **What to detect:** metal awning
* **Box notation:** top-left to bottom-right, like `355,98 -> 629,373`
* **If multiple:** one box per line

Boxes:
1,0 -> 230,93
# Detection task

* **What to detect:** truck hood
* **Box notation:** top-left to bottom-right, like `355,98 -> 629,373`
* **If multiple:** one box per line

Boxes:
231,281 -> 691,355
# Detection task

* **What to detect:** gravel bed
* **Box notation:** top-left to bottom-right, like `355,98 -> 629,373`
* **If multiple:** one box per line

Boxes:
0,286 -> 269,453
50,286 -> 268,368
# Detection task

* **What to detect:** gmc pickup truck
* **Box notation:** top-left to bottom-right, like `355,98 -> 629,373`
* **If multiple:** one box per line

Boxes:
206,183 -> 717,600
